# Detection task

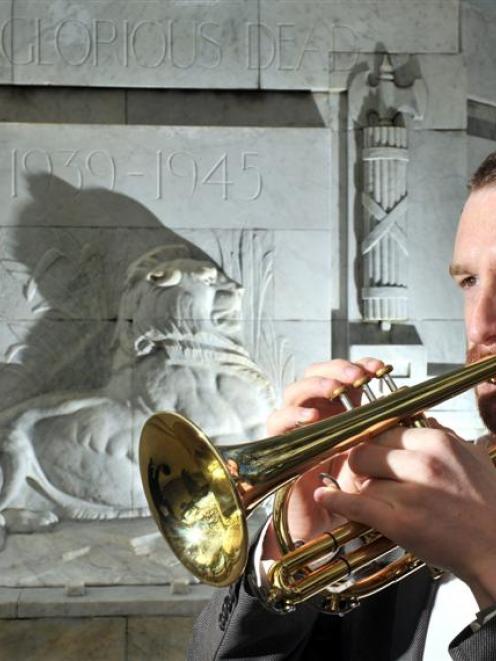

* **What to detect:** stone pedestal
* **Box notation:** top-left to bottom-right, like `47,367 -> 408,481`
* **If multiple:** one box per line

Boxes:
350,323 -> 427,388
0,585 -> 211,661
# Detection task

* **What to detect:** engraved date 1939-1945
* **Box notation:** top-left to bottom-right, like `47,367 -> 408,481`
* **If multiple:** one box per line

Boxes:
10,148 -> 264,202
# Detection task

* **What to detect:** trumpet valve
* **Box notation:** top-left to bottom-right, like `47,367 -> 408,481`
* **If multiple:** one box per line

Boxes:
375,364 -> 393,378
330,386 -> 354,411
375,364 -> 397,393
352,375 -> 371,388
353,375 -> 376,403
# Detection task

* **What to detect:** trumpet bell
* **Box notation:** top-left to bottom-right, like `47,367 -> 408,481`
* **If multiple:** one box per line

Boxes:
139,412 -> 248,586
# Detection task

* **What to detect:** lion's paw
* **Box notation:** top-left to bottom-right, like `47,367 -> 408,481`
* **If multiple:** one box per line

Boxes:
2,509 -> 59,533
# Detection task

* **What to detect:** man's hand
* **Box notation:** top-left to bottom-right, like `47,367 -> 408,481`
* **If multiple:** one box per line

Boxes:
262,356 -> 496,610
262,357 -> 385,560
314,423 -> 496,609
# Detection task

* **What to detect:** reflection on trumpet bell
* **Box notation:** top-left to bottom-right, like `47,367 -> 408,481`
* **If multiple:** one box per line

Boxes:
139,355 -> 496,612
140,413 -> 248,587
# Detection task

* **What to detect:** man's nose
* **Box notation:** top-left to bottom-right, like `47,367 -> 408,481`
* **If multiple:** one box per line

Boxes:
466,285 -> 496,346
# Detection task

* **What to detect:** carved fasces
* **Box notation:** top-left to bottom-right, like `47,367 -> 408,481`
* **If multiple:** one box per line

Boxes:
349,54 -> 427,324
349,54 -> 427,128
361,125 -> 409,322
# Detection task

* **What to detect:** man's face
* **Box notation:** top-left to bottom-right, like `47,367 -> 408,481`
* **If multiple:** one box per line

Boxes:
451,186 -> 496,432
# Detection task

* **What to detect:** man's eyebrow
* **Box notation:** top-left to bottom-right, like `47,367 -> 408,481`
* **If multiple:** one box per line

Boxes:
448,263 -> 469,277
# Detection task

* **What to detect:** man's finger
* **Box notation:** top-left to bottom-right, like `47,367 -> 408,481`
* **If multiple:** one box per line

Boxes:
347,444 -> 440,485
373,426 -> 460,452
314,487 -> 392,531
266,406 -> 320,435
283,376 -> 344,406
304,357 -> 385,381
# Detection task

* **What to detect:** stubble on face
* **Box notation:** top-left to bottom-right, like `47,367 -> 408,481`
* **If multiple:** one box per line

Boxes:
455,187 -> 496,434
467,345 -> 496,433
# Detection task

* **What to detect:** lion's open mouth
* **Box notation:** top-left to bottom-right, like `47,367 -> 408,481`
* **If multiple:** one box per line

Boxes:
212,290 -> 242,326
212,309 -> 241,327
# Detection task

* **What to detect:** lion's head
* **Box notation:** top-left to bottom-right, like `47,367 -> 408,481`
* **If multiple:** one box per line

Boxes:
116,245 -> 245,357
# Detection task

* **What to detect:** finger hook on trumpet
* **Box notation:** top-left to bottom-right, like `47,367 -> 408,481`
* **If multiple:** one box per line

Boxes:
319,472 -> 341,490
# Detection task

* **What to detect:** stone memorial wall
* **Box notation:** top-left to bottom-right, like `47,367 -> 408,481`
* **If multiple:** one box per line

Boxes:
0,1 -> 459,87
0,1 -> 494,659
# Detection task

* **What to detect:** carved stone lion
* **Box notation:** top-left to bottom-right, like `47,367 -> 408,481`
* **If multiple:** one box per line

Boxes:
0,245 -> 274,536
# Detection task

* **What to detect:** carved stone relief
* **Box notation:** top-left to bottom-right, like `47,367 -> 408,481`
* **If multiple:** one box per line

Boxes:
0,244 -> 275,542
213,229 -> 296,400
350,54 -> 426,327
360,125 -> 409,323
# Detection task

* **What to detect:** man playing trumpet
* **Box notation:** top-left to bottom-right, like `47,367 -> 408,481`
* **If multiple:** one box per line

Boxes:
188,153 -> 496,660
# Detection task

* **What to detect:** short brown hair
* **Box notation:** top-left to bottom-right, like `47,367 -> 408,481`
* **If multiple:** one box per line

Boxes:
470,151 -> 496,191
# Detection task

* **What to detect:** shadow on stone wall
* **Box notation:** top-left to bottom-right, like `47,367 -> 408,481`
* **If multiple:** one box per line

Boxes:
3,173 -> 217,406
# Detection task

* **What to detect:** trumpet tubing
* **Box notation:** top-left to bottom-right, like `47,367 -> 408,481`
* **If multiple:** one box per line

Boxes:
139,355 -> 496,610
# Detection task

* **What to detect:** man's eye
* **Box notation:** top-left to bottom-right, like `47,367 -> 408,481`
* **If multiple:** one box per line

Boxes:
459,275 -> 477,289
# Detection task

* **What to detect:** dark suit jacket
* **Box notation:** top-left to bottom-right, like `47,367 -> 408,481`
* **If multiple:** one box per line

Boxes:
188,566 -> 496,660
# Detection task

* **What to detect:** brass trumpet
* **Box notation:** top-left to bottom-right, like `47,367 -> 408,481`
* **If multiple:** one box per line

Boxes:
139,356 -> 496,614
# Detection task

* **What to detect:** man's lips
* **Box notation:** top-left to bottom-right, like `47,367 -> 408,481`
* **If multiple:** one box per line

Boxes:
467,345 -> 496,365
467,347 -> 496,390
